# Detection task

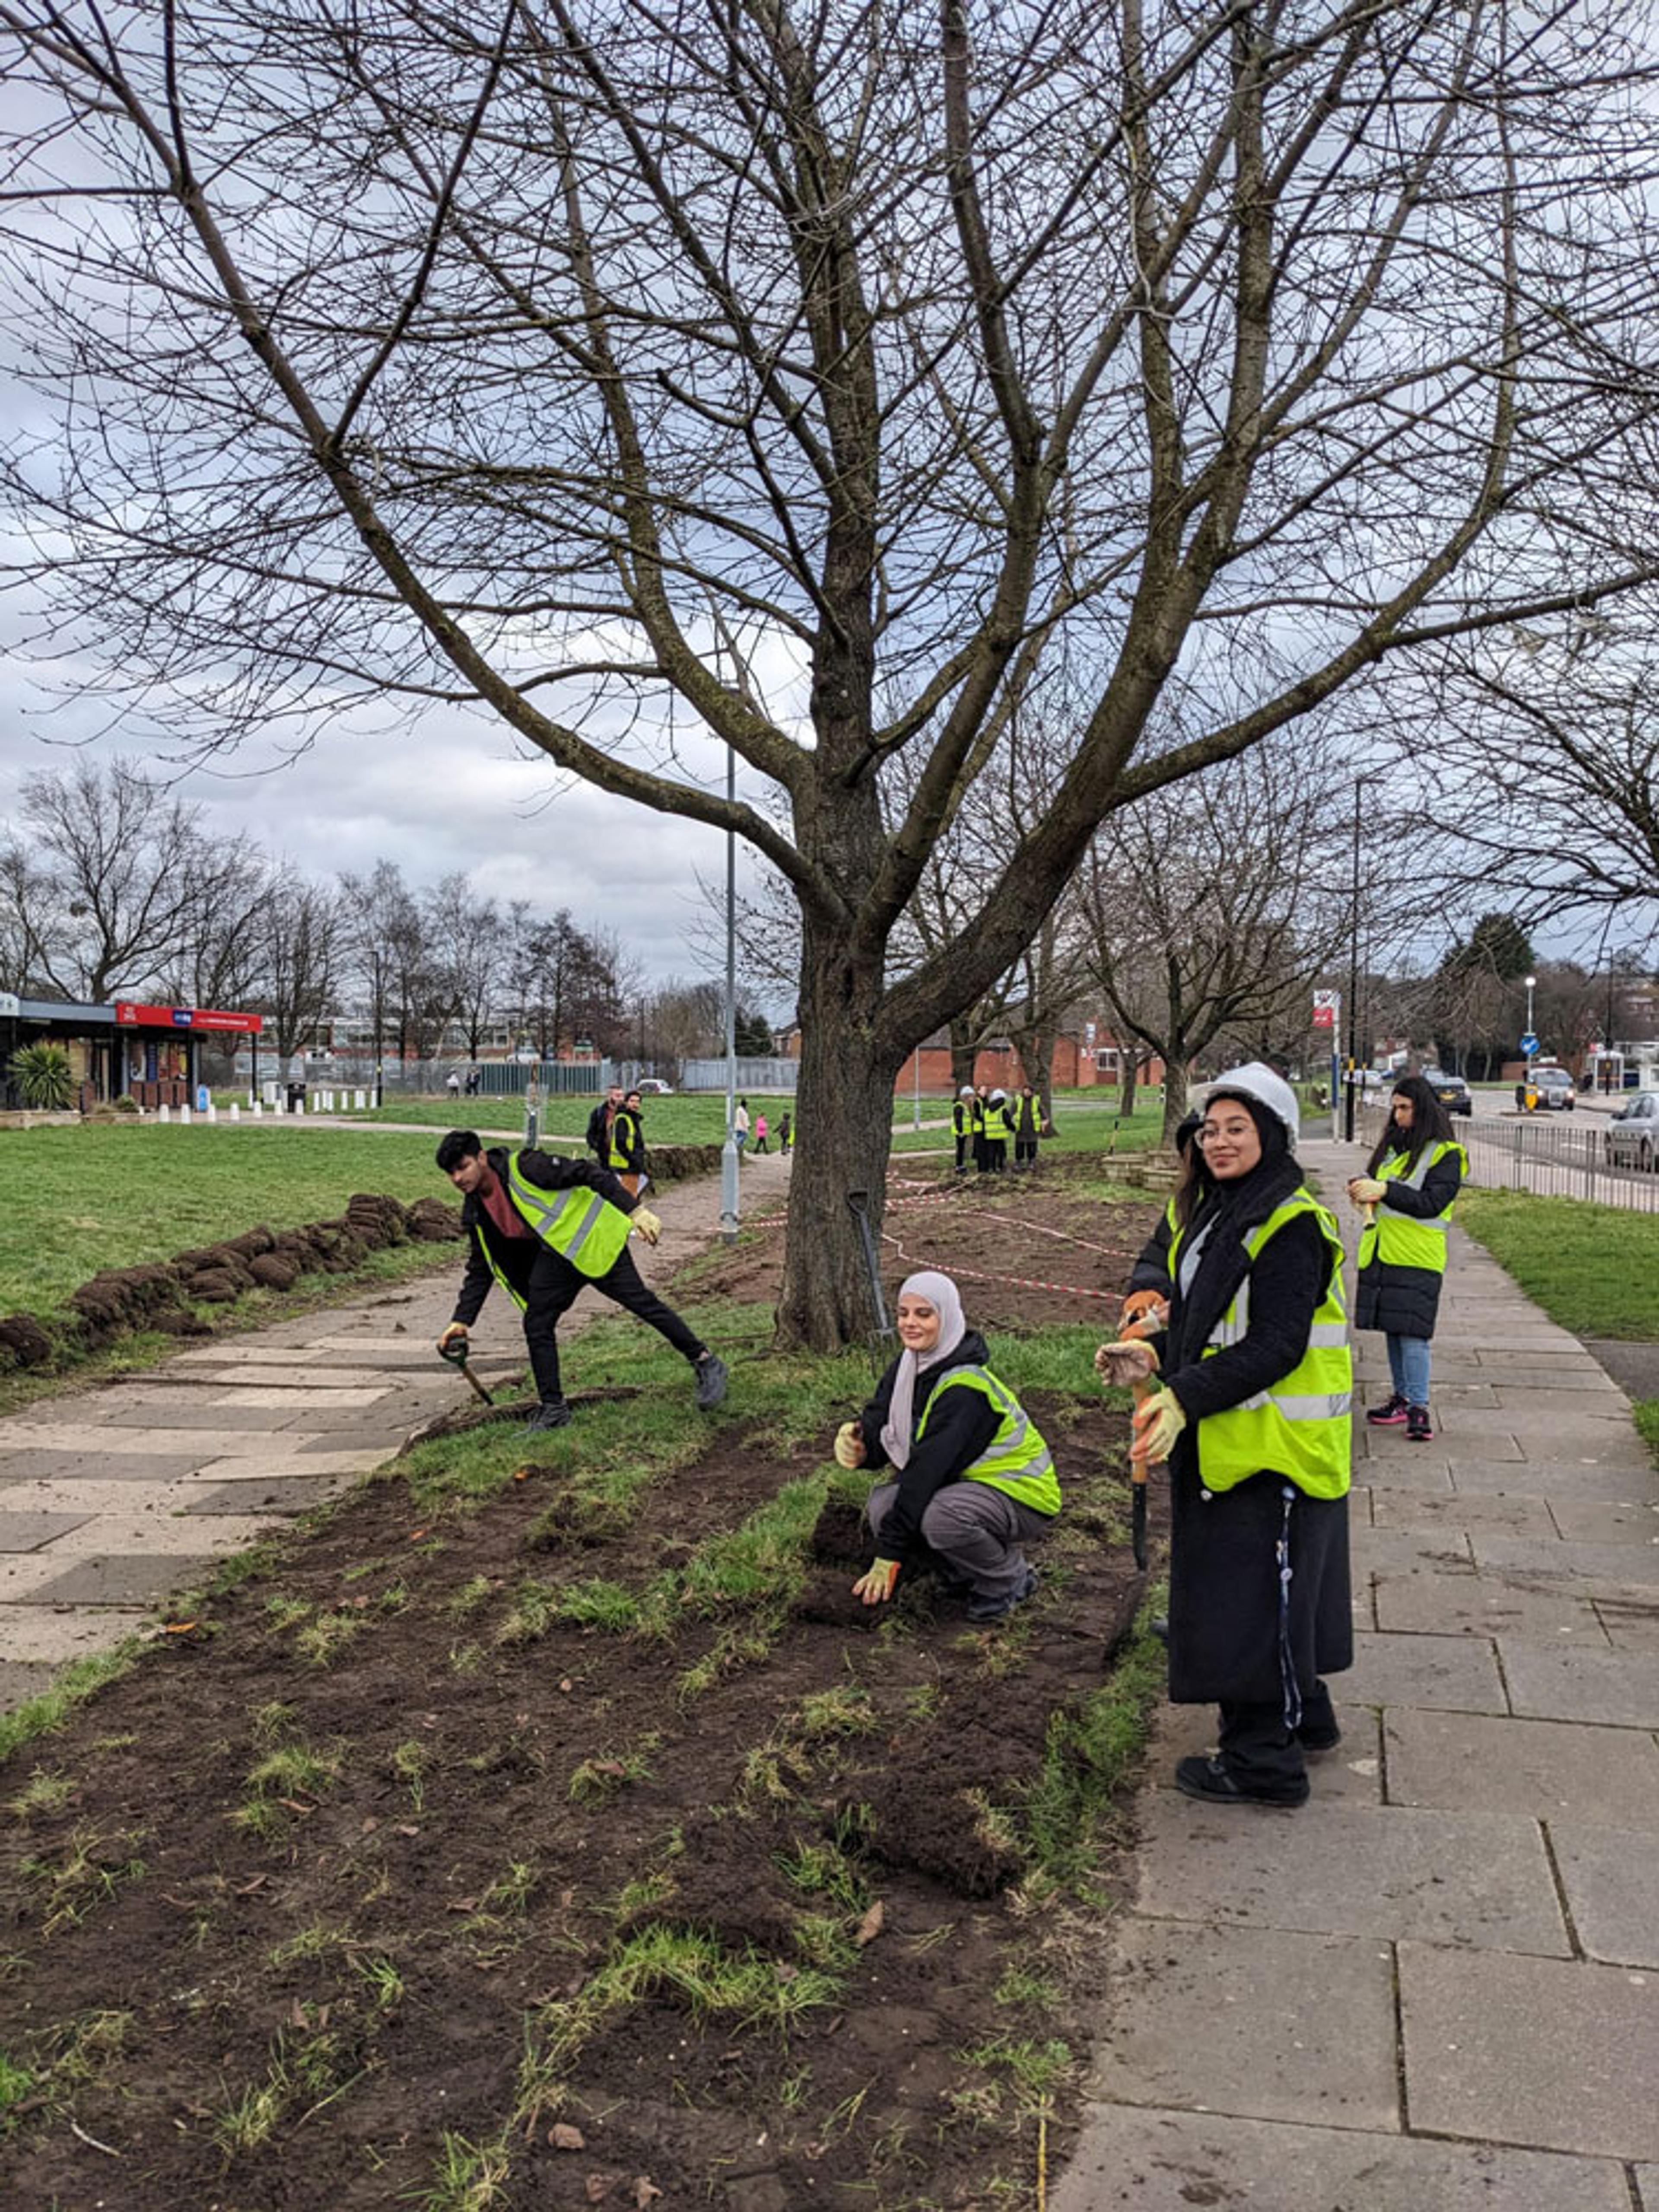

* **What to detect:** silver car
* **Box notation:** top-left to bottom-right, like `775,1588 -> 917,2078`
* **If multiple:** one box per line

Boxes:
1605,1090 -> 1659,1170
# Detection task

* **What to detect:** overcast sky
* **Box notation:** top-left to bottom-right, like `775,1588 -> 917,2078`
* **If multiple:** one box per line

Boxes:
0,654 -> 782,1004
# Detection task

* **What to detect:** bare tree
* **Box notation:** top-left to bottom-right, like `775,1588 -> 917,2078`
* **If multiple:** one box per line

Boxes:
1411,613 -> 1659,927
426,874 -> 502,1062
1076,748 -> 1354,1138
5,4 -> 1659,1341
258,875 -> 343,1064
3,758 -> 265,1001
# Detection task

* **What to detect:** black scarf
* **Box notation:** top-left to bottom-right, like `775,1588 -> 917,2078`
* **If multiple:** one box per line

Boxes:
1166,1154 -> 1308,1373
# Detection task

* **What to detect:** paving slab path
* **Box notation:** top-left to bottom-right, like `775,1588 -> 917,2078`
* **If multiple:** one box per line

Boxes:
0,1150 -> 794,1706
1054,1133 -> 1659,2209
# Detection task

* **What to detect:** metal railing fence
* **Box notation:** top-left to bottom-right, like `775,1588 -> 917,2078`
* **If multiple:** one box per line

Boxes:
1356,1098 -> 1659,1212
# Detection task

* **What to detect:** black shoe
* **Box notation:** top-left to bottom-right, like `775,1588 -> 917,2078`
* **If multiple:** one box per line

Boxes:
1366,1392 -> 1408,1427
967,1567 -> 1038,1623
1151,1615 -> 1170,1644
1406,1404 -> 1433,1442
694,1352 -> 728,1411
1174,1754 -> 1308,1808
526,1398 -> 572,1431
1297,1722 -> 1342,1754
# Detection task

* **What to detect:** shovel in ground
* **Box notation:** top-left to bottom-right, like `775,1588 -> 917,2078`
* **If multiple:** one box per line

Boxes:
438,1336 -> 494,1407
1096,1306 -> 1166,1573
846,1189 -> 898,1376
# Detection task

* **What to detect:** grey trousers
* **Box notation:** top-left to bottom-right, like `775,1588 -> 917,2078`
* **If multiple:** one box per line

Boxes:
867,1479 -> 1052,1605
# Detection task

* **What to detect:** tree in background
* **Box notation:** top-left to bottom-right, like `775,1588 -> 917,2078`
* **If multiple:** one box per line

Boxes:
1430,913 -> 1537,1077
2,759 -> 265,1002
6,3 -> 1659,1342
259,877 -> 344,1066
1075,746 -> 1353,1138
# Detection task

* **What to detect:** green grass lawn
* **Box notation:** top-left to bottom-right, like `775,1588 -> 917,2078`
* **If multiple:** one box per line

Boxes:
1458,1189 -> 1659,1341
0,1125 -> 451,1319
1459,1188 -> 1659,1467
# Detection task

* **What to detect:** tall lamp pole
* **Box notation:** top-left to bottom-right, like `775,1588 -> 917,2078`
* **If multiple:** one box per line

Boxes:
1524,972 -> 1537,1094
1343,773 -> 1380,1142
720,742 -> 741,1244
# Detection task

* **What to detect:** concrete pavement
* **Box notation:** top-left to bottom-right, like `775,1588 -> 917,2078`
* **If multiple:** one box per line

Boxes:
0,1151 -> 794,1706
1054,1133 -> 1659,2208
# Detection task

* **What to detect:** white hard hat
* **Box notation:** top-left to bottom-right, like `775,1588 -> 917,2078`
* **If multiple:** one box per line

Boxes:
959,1085 -> 975,1096
1196,1062 -> 1300,1148
989,1088 -> 1006,1102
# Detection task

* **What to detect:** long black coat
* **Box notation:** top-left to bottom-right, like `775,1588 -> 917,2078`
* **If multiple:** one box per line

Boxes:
1156,1158 -> 1353,1706
1353,1143 -> 1463,1339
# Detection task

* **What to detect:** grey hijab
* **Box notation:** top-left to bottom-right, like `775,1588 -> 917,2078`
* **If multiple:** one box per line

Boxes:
880,1270 -> 969,1470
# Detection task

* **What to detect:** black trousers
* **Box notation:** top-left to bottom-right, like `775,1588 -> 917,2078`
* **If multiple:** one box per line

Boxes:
1217,1678 -> 1337,1792
1015,1136 -> 1038,1168
521,1244 -> 704,1404
954,1132 -> 969,1170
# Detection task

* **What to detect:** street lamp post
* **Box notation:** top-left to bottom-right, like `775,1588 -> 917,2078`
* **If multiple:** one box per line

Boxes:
720,742 -> 741,1244
1524,972 -> 1537,1096
1343,772 -> 1382,1142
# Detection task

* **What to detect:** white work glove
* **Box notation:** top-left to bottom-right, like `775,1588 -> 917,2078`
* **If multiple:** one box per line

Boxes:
833,1421 -> 867,1469
1348,1178 -> 1386,1206
1130,1388 -> 1187,1466
630,1205 -> 662,1245
1095,1339 -> 1160,1388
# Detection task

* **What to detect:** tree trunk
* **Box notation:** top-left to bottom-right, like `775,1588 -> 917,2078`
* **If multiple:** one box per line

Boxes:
1014,1025 -> 1054,1123
949,1016 -> 978,1095
776,927 -> 906,1353
1161,1061 -> 1192,1144
1120,1050 -> 1139,1120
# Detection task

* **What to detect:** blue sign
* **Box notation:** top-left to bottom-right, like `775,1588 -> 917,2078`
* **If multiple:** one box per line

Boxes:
1519,1031 -> 1539,1057
171,1007 -> 194,1027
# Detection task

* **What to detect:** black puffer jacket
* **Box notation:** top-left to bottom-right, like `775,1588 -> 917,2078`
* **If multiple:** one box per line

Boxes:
855,1328 -> 1004,1559
1353,1142 -> 1463,1339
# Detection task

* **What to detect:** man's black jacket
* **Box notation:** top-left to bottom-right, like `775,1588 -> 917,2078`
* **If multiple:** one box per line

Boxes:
451,1147 -> 638,1324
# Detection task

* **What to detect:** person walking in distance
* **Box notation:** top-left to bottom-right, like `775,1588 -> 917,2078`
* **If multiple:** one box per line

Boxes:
753,1109 -> 769,1154
734,1096 -> 750,1153
1348,1073 -> 1467,1444
435,1129 -> 727,1430
1094,1066 -> 1352,1807
778,1109 -> 793,1156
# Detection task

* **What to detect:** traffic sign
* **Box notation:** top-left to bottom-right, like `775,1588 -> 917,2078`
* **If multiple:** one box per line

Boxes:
1519,1031 -> 1539,1057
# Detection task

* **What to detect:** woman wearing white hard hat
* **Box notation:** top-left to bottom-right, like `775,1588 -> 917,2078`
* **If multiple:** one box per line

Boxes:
1094,1062 -> 1353,1806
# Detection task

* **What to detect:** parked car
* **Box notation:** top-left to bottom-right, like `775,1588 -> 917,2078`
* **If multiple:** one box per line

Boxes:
1604,1090 -> 1659,1170
1421,1068 -> 1473,1116
635,1077 -> 674,1094
1516,1065 -> 1576,1111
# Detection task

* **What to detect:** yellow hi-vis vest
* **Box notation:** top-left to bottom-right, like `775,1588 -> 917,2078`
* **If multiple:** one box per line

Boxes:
983,1099 -> 1009,1141
496,1153 -> 631,1287
607,1108 -> 640,1174
1173,1191 -> 1352,1500
915,1365 -> 1060,1516
1357,1140 -> 1467,1276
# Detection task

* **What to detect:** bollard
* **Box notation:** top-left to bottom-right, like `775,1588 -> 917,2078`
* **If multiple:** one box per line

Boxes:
207,1103 -> 218,1123
180,1105 -> 191,1125
159,1103 -> 171,1123
355,1088 -> 366,1110
229,1102 -> 240,1121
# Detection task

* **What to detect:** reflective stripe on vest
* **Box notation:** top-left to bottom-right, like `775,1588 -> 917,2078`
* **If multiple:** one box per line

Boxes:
1358,1139 -> 1466,1276
915,1364 -> 1061,1516
1173,1189 -> 1352,1501
505,1154 -> 631,1279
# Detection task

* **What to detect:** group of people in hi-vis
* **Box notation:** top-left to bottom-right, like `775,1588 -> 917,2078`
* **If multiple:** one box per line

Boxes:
430,1056 -> 1462,1813
952,1082 -> 1043,1176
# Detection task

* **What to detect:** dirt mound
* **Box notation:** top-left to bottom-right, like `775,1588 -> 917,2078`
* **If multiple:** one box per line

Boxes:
0,1193 -> 463,1374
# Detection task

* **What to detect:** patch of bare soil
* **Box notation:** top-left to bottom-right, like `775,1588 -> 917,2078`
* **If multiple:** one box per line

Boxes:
0,1176 -> 1164,2212
696,1156 -> 1162,1332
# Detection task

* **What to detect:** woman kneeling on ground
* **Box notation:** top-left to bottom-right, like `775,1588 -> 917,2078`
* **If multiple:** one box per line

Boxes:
1096,1065 -> 1353,1808
833,1270 -> 1058,1622
1347,1073 -> 1467,1444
